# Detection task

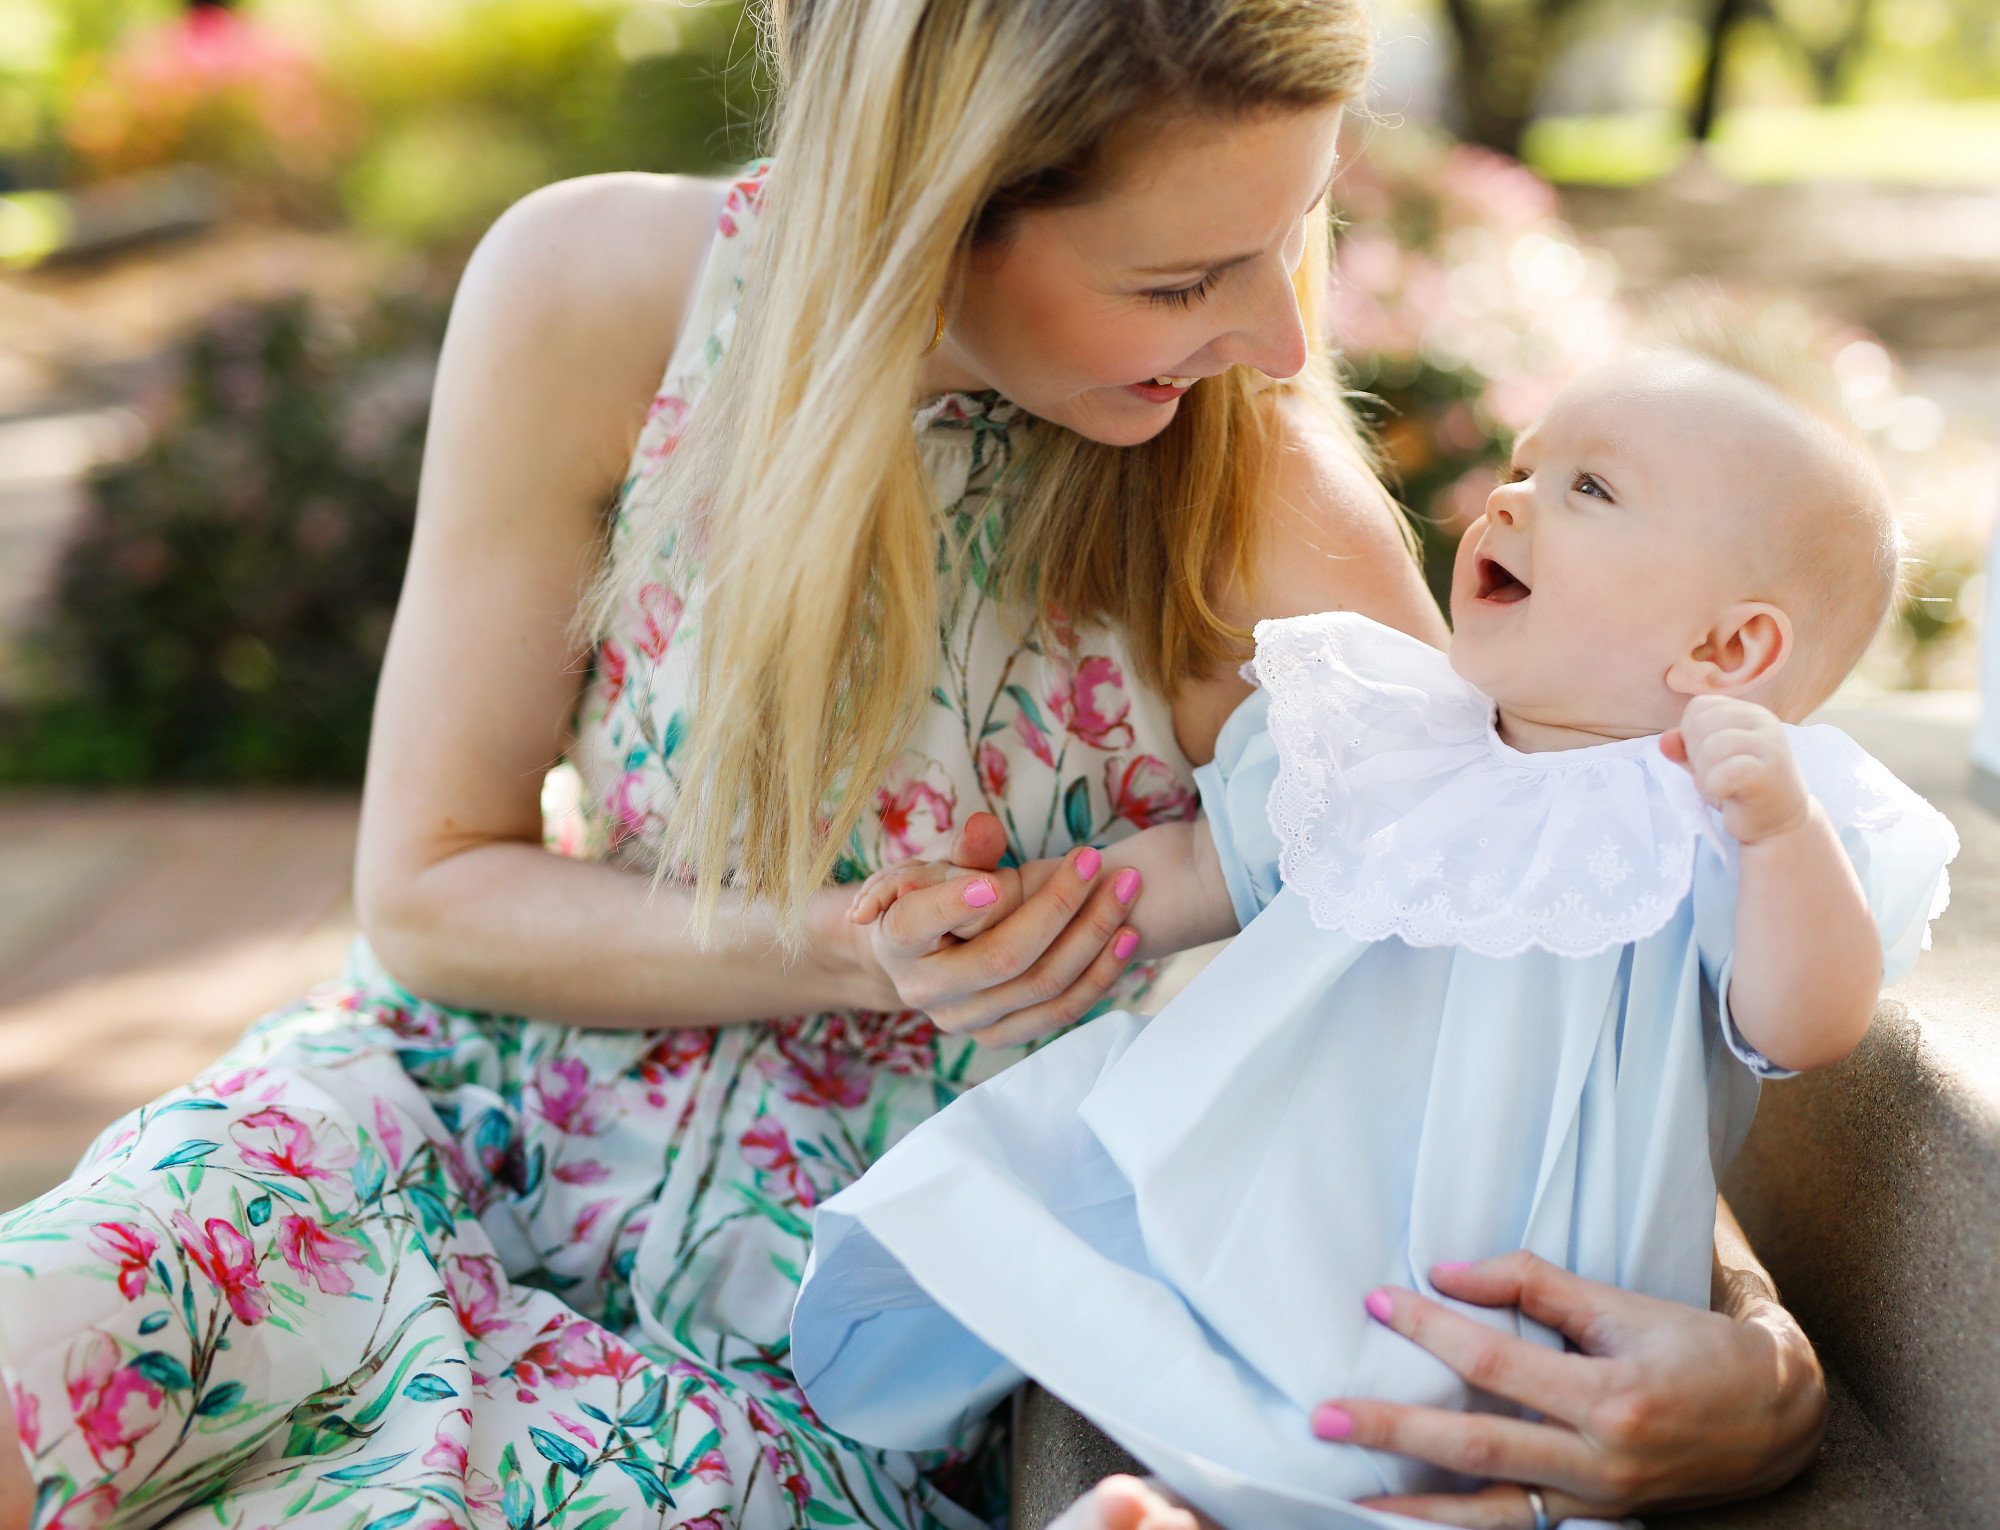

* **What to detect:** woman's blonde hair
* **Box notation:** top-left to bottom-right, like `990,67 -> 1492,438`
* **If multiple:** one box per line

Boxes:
586,0 -> 1387,934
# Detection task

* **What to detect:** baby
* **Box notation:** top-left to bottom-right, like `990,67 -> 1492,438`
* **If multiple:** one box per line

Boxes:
787,334 -> 1958,1529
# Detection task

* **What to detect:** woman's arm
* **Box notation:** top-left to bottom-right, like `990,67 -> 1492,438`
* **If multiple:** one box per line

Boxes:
354,175 -> 1140,1030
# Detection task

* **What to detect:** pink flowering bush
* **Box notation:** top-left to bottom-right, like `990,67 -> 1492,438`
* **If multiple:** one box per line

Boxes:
1329,129 -> 1628,606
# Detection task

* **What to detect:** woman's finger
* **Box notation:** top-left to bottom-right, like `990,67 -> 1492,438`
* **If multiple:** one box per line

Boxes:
874,866 -> 1027,962
1359,1283 -> 1609,1427
1315,1398 -> 1600,1501
1429,1252 -> 1662,1357
1356,1483 -> 1609,1529
959,910 -> 1141,1047
891,848 -> 1108,1015
925,865 -> 1139,1034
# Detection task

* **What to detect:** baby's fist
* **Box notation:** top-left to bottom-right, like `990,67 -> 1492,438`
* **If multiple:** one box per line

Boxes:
1660,696 -> 1809,845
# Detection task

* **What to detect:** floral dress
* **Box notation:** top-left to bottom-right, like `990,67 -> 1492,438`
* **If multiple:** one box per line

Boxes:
0,163 -> 1200,1530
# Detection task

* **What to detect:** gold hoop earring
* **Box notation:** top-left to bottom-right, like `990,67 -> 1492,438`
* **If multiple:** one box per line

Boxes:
922,304 -> 946,356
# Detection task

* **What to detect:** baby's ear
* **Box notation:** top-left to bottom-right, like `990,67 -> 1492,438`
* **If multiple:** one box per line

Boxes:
1668,602 -> 1792,699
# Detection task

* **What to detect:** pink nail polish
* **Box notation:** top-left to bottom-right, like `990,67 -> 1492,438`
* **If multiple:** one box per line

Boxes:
963,880 -> 997,908
1113,930 -> 1139,961
1113,868 -> 1141,903
1364,1289 -> 1395,1323
1075,847 -> 1101,880
1312,1404 -> 1355,1441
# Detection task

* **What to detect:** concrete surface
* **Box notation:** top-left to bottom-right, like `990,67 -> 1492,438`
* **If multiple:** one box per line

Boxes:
0,793 -> 358,1212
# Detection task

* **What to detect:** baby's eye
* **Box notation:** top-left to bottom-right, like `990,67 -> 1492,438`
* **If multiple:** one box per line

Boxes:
1505,466 -> 1530,484
1572,472 -> 1612,501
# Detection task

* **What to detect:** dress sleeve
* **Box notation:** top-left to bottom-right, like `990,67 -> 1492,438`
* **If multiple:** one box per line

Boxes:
1694,723 -> 1959,1079
1192,688 -> 1284,929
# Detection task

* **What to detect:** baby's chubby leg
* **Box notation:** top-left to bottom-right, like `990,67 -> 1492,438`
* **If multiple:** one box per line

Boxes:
1048,1474 -> 1213,1530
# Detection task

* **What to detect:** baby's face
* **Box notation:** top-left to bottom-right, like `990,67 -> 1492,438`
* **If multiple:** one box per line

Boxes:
1448,356 -> 1791,738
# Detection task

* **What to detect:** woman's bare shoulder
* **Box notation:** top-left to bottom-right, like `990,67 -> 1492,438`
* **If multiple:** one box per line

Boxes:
444,173 -> 730,467
1238,391 -> 1449,644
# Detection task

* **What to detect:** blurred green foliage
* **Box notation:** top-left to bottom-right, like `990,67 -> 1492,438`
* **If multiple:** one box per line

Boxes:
0,294 -> 443,783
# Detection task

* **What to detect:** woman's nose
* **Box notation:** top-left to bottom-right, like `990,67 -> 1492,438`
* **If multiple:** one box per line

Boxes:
1212,262 -> 1309,382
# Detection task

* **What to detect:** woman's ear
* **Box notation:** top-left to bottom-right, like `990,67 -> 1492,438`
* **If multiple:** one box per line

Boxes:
1668,603 -> 1792,698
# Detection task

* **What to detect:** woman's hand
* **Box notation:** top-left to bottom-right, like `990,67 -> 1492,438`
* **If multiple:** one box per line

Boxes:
843,813 -> 1144,1047
1315,1251 -> 1826,1528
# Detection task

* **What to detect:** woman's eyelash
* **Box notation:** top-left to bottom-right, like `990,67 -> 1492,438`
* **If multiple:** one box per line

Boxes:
1145,273 -> 1218,309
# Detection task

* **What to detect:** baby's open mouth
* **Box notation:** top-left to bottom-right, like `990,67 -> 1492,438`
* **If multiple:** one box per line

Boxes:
1475,555 -> 1531,604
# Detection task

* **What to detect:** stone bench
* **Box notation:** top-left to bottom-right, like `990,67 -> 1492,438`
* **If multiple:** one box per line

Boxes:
1012,694 -> 1993,1529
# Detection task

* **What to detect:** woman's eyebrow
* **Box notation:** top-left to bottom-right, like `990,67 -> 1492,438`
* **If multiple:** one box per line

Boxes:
1130,168 -> 1342,278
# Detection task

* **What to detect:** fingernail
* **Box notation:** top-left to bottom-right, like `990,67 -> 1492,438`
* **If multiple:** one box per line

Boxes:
1312,1404 -> 1355,1441
1363,1289 -> 1395,1323
1113,868 -> 1141,903
1433,1260 -> 1472,1273
1113,929 -> 1139,961
963,880 -> 997,908
1075,847 -> 1101,880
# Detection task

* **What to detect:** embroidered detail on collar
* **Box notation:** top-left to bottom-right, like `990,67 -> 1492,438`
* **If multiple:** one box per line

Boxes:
1254,613 -> 1716,959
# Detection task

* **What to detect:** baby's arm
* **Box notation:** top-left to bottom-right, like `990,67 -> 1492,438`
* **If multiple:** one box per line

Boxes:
1662,696 -> 1882,1072
849,813 -> 1242,961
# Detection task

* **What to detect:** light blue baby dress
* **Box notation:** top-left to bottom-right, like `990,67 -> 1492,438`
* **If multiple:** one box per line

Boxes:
788,613 -> 1958,1530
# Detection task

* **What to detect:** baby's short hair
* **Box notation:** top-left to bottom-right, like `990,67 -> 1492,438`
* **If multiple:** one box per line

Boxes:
1638,293 -> 1901,717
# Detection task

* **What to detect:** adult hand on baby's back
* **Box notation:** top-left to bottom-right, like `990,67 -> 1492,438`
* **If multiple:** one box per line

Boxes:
853,812 -> 1143,1046
1316,1252 -> 1825,1527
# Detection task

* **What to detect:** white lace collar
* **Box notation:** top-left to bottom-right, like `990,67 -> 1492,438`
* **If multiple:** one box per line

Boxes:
1255,613 -> 1726,959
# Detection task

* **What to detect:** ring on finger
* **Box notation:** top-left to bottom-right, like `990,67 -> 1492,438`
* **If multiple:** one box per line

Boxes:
1523,1486 -> 1551,1530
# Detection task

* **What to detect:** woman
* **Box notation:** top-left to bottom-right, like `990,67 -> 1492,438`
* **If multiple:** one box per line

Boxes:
0,2 -> 1824,1528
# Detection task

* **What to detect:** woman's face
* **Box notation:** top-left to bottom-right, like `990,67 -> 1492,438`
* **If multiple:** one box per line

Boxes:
929,105 -> 1346,446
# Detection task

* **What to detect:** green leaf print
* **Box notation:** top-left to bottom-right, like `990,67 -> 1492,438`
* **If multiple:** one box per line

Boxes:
361,1507 -> 421,1530
660,710 -> 686,760
401,1374 -> 458,1401
1005,685 -> 1049,733
138,1311 -> 171,1335
1063,777 -> 1093,848
194,1381 -> 245,1416
404,1186 -> 454,1238
502,1476 -> 534,1530
616,1374 -> 669,1429
322,1452 -> 413,1483
351,1145 -> 386,1204
157,1099 -> 229,1114
152,1140 -> 220,1170
245,1194 -> 273,1226
132,1351 -> 194,1391
731,1179 -> 812,1240
529,1427 -> 591,1477
611,1459 -> 675,1511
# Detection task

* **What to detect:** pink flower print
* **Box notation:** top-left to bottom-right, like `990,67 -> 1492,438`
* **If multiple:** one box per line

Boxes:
531,1055 -> 616,1138
172,1213 -> 269,1326
676,1517 -> 727,1530
49,1486 -> 119,1530
444,1254 -> 515,1341
873,757 -> 957,861
641,393 -> 691,461
1014,708 -> 1056,768
634,581 -> 685,662
740,1119 -> 817,1207
772,1036 -> 870,1111
553,1413 -> 598,1448
230,1106 -> 355,1183
641,1029 -> 711,1083
716,166 -> 768,238
606,770 -> 651,854
552,1160 -> 612,1185
9,1381 -> 39,1453
422,1407 -> 472,1474
597,639 -> 628,709
516,1318 -> 647,1389
569,1199 -> 614,1244
1104,755 -> 1198,831
65,1334 -> 166,1474
90,1222 -> 158,1301
976,741 -> 1009,800
206,1065 -> 278,1099
278,1215 -> 365,1296
689,1446 -> 731,1484
373,1098 -> 407,1170
1049,656 -> 1135,750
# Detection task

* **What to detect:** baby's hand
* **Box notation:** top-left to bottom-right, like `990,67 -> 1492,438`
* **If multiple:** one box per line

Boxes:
846,856 -> 1023,938
1660,696 -> 1810,845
